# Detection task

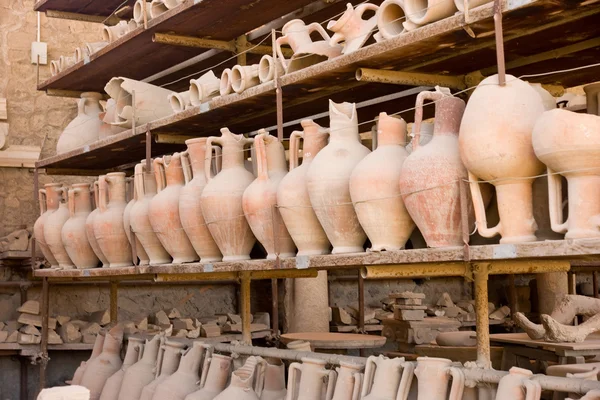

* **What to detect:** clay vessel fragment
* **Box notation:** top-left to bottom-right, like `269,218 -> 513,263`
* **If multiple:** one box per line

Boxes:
495,367 -> 541,400
377,0 -> 418,39
190,71 -> 220,105
163,0 -> 184,9
414,357 -> 464,400
100,99 -> 128,139
140,339 -> 186,400
34,183 -> 61,268
71,332 -> 105,385
403,0 -> 457,29
328,3 -> 379,54
261,358 -> 287,400
258,55 -> 284,84
118,334 -> 162,400
86,181 -> 109,267
45,187 -> 75,268
57,92 -> 103,154
134,0 -> 153,24
80,325 -> 123,400
103,21 -> 129,43
285,358 -> 335,400
169,91 -> 191,113
584,82 -> 600,116
185,353 -> 232,400
123,177 -> 150,265
231,64 -> 260,94
213,356 -> 266,400
99,337 -> 144,400
219,69 -> 233,96
62,184 -> 100,269
86,41 -> 109,55
361,355 -> 412,400
150,0 -> 168,18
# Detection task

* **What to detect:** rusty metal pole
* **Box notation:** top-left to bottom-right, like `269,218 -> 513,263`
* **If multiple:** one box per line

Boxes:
493,0 -> 506,86
39,277 -> 50,393
110,281 -> 118,323
272,29 -> 284,142
474,263 -> 491,368
20,284 -> 28,400
31,168 -> 39,270
594,272 -> 599,298
271,278 -> 279,335
358,272 -> 365,333
240,272 -> 252,345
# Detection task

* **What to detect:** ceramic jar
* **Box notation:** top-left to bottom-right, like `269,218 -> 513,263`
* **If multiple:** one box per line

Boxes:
399,89 -> 467,247
140,339 -> 187,400
584,82 -> 600,116
62,184 -> 100,269
327,3 -> 379,54
243,132 -> 295,259
86,181 -> 109,267
350,112 -> 414,251
220,69 -> 234,96
214,356 -> 266,400
307,101 -> 370,254
377,0 -> 416,39
331,362 -> 362,400
190,71 -> 220,106
361,356 -> 413,400
495,367 -> 541,400
71,333 -> 105,385
200,128 -> 256,261
99,337 -> 144,400
180,139 -> 223,262
258,55 -> 284,84
80,325 -> 124,400
149,154 -> 199,263
44,186 -> 75,269
286,358 -> 336,400
261,359 -> 287,400
123,177 -> 150,265
34,183 -> 62,268
99,99 -> 127,139
403,0 -> 457,29
460,75 -> 546,243
56,92 -> 103,154
231,64 -> 260,94
185,353 -> 232,400
94,173 -> 132,267
414,357 -> 464,400
118,334 -> 162,400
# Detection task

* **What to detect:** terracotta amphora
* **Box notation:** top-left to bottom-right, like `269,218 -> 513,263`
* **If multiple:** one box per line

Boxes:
331,362 -> 362,400
286,358 -> 336,400
243,131 -> 295,259
307,101 -> 370,254
376,0 -> 417,39
149,154 -> 199,263
118,334 -> 162,400
231,64 -> 260,94
71,332 -> 105,385
123,176 -> 150,265
494,367 -> 541,400
80,325 -> 124,400
62,184 -> 100,269
131,162 -> 172,265
100,337 -> 144,400
56,92 -> 103,154
584,82 -> 600,116
200,128 -> 256,261
350,112 -> 414,251
140,339 -> 187,400
260,358 -> 287,400
94,173 -> 133,267
44,186 -> 75,269
328,3 -> 379,54
399,89 -> 467,247
34,183 -> 62,268
214,356 -> 267,400
403,0 -> 457,29
414,357 -> 464,400
532,109 -> 600,239
86,180 -> 109,267
152,342 -> 213,400
185,353 -> 232,400
258,55 -> 284,84
190,71 -> 220,106
361,355 -> 413,400
460,75 -> 546,243
180,139 -> 223,262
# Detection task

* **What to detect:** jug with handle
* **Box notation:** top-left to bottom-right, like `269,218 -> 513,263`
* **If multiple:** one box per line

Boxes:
62,183 -> 99,268
140,339 -> 186,400
44,186 -> 74,268
213,356 -> 267,400
34,183 -> 62,268
286,357 -> 336,400
185,353 -> 232,400
494,367 -> 541,400
86,180 -> 109,267
331,361 -> 362,400
414,357 -> 464,400
361,355 -> 413,400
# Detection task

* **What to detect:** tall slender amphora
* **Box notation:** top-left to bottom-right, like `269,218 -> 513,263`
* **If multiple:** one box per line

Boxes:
285,358 -> 336,400
63,184 -> 100,269
213,356 -> 267,400
118,334 -> 162,400
399,89 -> 468,247
72,332 -> 105,385
200,128 -> 256,261
414,357 -> 464,400
124,177 -> 150,265
34,183 -> 62,268
149,154 -> 199,263
80,325 -> 124,400
495,367 -> 541,400
140,339 -> 186,400
306,101 -> 370,253
185,353 -> 232,400
459,74 -> 546,243
350,112 -> 414,251
243,131 -> 296,259
99,337 -> 144,400
361,355 -> 413,400
86,180 -> 109,267
45,186 -> 75,268
180,138 -> 223,262
261,358 -> 287,400
331,362 -> 363,400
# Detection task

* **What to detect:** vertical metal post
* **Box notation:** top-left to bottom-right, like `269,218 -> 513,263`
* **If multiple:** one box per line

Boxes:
271,278 -> 279,335
474,263 -> 491,368
39,277 -> 50,393
508,274 -> 518,314
20,284 -> 28,400
236,35 -> 247,66
493,0 -> 506,86
146,130 -> 152,172
240,272 -> 252,344
593,272 -> 598,298
31,168 -> 39,270
272,29 -> 284,142
358,272 -> 365,332
110,281 -> 119,323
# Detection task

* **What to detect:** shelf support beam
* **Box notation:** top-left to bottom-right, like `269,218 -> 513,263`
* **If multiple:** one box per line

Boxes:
110,281 -> 118,323
39,277 -> 50,394
240,272 -> 252,345
44,10 -> 122,25
473,262 -> 490,369
355,68 -> 484,90
45,89 -> 109,100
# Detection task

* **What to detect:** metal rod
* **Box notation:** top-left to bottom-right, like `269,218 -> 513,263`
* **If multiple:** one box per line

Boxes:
594,271 -> 598,298
355,68 -> 467,90
508,274 -> 518,315
45,89 -> 110,99
240,272 -> 252,345
39,277 -> 49,393
45,10 -> 120,25
474,263 -> 491,368
358,272 -> 365,333
110,281 -> 118,323
32,167 -> 39,270
271,278 -> 279,335
493,0 -> 506,86
145,130 -> 152,172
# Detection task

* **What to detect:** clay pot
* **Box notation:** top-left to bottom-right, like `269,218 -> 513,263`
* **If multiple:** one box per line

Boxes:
86,181 -> 109,267
80,325 -> 124,400
328,3 -> 379,54
45,187 -> 75,269
103,21 -> 129,43
331,362 -> 362,400
220,69 -> 234,96
532,109 -> 600,239
399,89 -> 467,247
231,65 -> 260,94
307,101 -> 370,254
149,154 -> 199,263
118,334 -> 162,400
286,358 -> 335,400
56,92 -> 103,154
185,353 -> 232,400
169,91 -> 191,113
123,177 -> 150,265
190,71 -> 220,106
131,162 -> 172,265
214,356 -> 266,400
584,82 -> 600,116
377,0 -> 417,39
459,75 -> 547,243
435,331 -> 476,347
100,337 -> 144,400
200,128 -> 256,261
258,56 -> 284,84
414,357 -> 464,400
72,332 -> 105,385
133,0 -> 153,24
260,358 -> 287,400
495,367 -> 541,400
243,132 -> 295,259
180,139 -> 223,262
140,339 -> 187,400
94,173 -> 133,267
403,0 -> 457,28
350,112 -> 414,251
361,355 -> 413,400
62,184 -> 100,269
454,0 -> 492,11
34,183 -> 62,268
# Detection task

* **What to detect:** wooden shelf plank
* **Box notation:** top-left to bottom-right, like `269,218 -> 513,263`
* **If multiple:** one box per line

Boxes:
34,0 -> 136,17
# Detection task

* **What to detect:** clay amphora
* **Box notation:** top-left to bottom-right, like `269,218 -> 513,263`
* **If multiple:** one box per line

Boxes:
361,356 -> 413,400
100,337 -> 144,400
152,343 -> 213,400
231,64 -> 260,94
260,358 -> 287,400
399,89 -> 467,247
307,101 -> 370,253
286,358 -> 335,400
57,92 -> 103,154
72,332 -> 105,385
584,82 -> 600,116
494,367 -> 541,400
80,325 -> 124,400
276,20 -> 342,73
327,3 -> 379,54
140,339 -> 187,400
532,109 -> 600,239
118,334 -> 162,400
131,162 -> 172,264
100,99 -> 127,139
459,75 -> 546,243
403,0 -> 457,28
86,181 -> 109,267
200,128 -> 256,261
185,353 -> 232,400
350,112 -> 414,251
169,91 -> 191,113
286,340 -> 312,352
34,183 -> 62,268
44,187 -> 75,269
331,362 -> 362,400
94,173 -> 132,267
214,356 -> 266,400
243,132 -> 295,259
258,55 -> 284,84
149,154 -> 199,263
103,20 -> 129,42
62,184 -> 100,269
190,71 -> 220,106
277,120 -> 330,256
220,69 -> 234,96
180,139 -> 223,262
133,0 -> 153,24
123,177 -> 150,265
150,0 -> 169,18
414,357 -> 464,400
376,0 -> 418,39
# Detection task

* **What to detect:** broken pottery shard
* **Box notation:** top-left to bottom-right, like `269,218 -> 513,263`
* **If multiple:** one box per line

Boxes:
394,308 -> 425,321
19,324 -> 41,336
488,302 -> 496,315
173,329 -> 188,337
164,324 -> 173,337
171,319 -> 189,330
201,324 -> 221,337
82,333 -> 97,344
187,325 -> 201,339
227,313 -> 242,324
457,300 -> 475,313
436,293 -> 454,308
489,306 -> 510,320
18,313 -> 57,329
167,308 -> 181,319
81,322 -> 101,336
389,291 -> 426,299
59,322 -> 82,343
18,333 -> 41,344
136,317 -> 148,331
48,329 -> 63,344
56,316 -> 71,326
6,331 -> 18,343
155,310 -> 170,326
331,307 -> 356,325
0,331 -> 8,343
17,300 -> 40,315
90,310 -> 111,326
253,312 -> 270,327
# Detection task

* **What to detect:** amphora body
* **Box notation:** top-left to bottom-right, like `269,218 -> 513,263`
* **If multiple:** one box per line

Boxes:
285,358 -> 336,400
34,183 -> 62,268
99,337 -> 144,400
62,184 -> 99,268
118,334 -> 162,400
414,357 -> 464,400
495,367 -> 541,400
56,92 -> 103,154
71,333 -> 105,385
361,356 -> 413,400
80,325 -> 123,400
140,340 -> 186,400
185,353 -> 232,400
44,187 -> 74,268
213,356 -> 266,400
86,181 -> 109,267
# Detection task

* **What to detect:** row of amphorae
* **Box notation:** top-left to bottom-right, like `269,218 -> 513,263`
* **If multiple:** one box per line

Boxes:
36,76 -> 600,268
